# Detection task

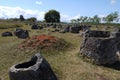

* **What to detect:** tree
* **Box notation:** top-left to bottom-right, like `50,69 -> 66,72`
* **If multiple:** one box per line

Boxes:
93,15 -> 101,24
27,17 -> 37,22
44,9 -> 60,23
26,17 -> 37,25
112,11 -> 119,23
86,17 -> 92,23
70,19 -> 74,23
19,15 -> 25,21
82,16 -> 88,23
76,18 -> 80,23
104,11 -> 119,23
70,19 -> 77,23
78,16 -> 84,23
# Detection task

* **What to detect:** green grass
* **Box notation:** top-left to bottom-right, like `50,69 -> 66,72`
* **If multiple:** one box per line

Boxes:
0,21 -> 23,29
0,25 -> 120,80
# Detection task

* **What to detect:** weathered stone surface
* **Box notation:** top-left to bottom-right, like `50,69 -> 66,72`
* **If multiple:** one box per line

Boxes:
81,25 -> 91,31
52,24 -> 57,28
70,25 -> 91,33
14,28 -> 29,39
9,53 -> 57,80
113,28 -> 120,32
102,26 -> 110,31
70,26 -> 81,33
64,26 -> 70,32
110,32 -> 120,38
84,30 -> 110,38
80,37 -> 120,65
1,31 -> 13,37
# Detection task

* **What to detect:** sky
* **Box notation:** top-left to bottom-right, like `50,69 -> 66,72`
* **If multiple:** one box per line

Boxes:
0,0 -> 120,22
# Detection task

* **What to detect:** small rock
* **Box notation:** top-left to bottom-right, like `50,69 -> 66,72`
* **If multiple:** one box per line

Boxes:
1,31 -> 13,37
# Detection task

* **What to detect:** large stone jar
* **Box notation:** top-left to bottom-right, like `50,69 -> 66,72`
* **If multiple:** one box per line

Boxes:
80,37 -> 120,65
9,53 -> 57,80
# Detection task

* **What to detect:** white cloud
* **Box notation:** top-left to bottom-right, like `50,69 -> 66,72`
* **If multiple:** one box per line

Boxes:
71,14 -> 80,19
110,0 -> 116,5
60,14 -> 71,22
0,5 -> 80,22
60,14 -> 80,22
0,6 -> 45,20
35,1 -> 42,5
98,14 -> 106,18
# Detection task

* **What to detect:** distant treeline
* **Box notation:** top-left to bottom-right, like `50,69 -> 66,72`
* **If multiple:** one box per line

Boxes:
70,11 -> 120,24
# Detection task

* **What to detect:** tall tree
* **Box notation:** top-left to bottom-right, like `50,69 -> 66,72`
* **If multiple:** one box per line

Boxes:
82,16 -> 88,23
93,15 -> 101,24
104,11 -> 119,23
44,9 -> 60,23
113,11 -> 119,23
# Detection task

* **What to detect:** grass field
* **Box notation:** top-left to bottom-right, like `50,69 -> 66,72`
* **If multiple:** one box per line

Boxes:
0,25 -> 120,80
0,21 -> 23,29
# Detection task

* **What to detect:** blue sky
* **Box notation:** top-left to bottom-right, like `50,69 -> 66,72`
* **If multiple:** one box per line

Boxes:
0,0 -> 120,21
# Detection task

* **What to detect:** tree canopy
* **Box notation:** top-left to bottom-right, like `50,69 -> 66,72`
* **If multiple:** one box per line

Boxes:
44,9 -> 60,23
27,17 -> 37,22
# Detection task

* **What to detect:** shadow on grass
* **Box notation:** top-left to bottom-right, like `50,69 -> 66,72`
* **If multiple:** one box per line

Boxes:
102,61 -> 120,70
78,54 -> 120,71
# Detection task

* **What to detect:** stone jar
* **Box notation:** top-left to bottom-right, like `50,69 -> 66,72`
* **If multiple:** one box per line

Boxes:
80,37 -> 120,65
9,53 -> 57,80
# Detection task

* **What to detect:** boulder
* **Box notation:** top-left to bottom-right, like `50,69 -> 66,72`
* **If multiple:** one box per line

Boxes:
80,37 -> 120,65
81,25 -> 91,31
110,32 -> 120,38
14,28 -> 29,39
64,26 -> 70,32
1,31 -> 13,37
31,24 -> 38,29
9,53 -> 57,80
52,24 -> 57,28
38,26 -> 44,30
58,24 -> 62,29
113,28 -> 120,32
70,26 -> 81,33
110,28 -> 120,38
14,28 -> 23,36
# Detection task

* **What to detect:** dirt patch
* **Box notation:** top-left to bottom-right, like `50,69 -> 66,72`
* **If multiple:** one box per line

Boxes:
18,34 -> 68,51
